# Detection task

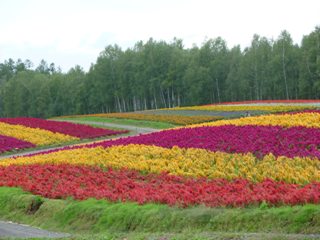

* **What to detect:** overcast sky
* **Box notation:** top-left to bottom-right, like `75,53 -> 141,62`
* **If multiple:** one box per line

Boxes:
0,0 -> 319,72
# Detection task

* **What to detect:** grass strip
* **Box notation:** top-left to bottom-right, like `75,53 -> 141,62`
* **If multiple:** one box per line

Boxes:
55,117 -> 177,129
0,187 -> 319,236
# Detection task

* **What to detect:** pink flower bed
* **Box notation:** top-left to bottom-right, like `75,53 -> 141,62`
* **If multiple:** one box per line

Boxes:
24,125 -> 320,159
91,125 -> 320,158
0,135 -> 35,153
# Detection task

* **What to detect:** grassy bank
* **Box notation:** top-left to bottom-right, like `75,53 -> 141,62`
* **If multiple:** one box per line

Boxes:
55,116 -> 177,129
0,187 -> 319,239
3,232 -> 320,240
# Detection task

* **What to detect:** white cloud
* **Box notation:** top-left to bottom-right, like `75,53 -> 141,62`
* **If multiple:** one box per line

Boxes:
0,0 -> 319,71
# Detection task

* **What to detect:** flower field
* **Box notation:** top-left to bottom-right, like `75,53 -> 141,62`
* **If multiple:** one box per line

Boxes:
1,105 -> 320,208
0,117 -> 126,153
1,145 -> 319,184
209,99 -> 320,105
91,125 -> 320,158
0,121 -> 77,146
0,117 -> 125,139
169,104 -> 316,112
0,135 -> 35,153
188,111 -> 320,129
0,164 -> 318,207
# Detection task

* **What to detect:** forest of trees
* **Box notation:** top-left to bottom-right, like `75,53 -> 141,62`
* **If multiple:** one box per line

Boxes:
0,27 -> 319,118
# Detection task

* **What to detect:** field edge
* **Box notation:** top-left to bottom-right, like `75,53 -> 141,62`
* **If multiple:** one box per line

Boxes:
0,187 -> 319,237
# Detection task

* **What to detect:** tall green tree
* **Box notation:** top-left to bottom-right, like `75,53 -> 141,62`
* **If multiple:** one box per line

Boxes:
1,26 -> 320,118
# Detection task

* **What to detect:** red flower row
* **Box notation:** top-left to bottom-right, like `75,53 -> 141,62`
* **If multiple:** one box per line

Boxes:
0,118 -> 127,139
0,135 -> 35,153
0,164 -> 318,207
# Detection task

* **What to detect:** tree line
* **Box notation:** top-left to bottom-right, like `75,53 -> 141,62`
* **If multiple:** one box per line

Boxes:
0,27 -> 319,118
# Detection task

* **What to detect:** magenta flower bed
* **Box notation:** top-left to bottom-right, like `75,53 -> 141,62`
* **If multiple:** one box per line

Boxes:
89,125 -> 320,158
0,118 -> 127,139
0,135 -> 35,153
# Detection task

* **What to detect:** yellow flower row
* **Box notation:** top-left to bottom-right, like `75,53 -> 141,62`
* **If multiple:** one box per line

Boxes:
187,112 -> 320,129
1,144 -> 319,184
169,105 -> 316,112
0,122 -> 78,146
85,113 -> 223,125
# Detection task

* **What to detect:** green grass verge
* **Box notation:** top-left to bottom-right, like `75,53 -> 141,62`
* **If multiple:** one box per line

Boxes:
0,187 -> 319,239
3,232 -> 320,240
55,116 -> 177,129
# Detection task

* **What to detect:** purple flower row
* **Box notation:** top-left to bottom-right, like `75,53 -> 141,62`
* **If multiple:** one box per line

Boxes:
0,118 -> 127,139
88,125 -> 320,158
0,135 -> 35,153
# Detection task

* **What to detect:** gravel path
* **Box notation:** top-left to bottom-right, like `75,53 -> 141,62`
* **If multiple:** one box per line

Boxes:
0,221 -> 69,238
57,119 -> 160,134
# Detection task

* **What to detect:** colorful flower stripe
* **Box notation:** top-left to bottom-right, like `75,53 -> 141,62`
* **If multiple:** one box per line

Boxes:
208,100 -> 320,105
84,125 -> 320,159
2,145 -> 319,184
0,118 -> 126,139
284,110 -> 320,115
169,105 -> 316,112
86,113 -> 223,125
0,135 -> 35,153
0,122 -> 78,146
22,123 -> 320,159
0,164 -> 319,207
188,112 -> 320,129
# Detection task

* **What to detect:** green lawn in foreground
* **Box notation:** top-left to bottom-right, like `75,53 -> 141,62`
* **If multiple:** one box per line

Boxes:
56,116 -> 177,129
3,232 -> 320,240
0,187 -> 319,240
